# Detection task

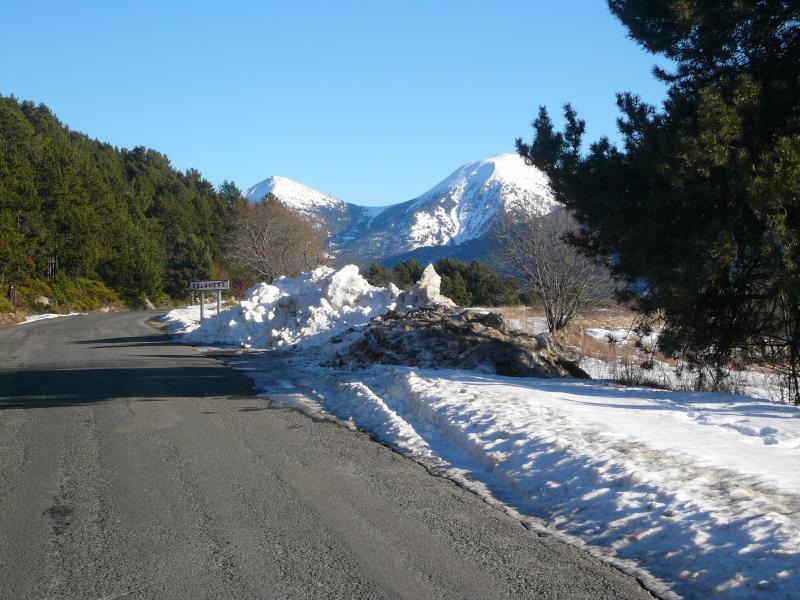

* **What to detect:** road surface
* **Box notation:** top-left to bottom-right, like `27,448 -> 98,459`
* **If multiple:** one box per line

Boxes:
0,312 -> 652,599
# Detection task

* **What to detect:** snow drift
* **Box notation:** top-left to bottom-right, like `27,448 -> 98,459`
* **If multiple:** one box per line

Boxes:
161,264 -> 454,350
163,265 -> 393,349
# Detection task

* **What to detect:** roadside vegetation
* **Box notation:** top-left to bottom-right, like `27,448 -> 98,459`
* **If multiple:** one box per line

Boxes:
516,1 -> 800,403
0,95 -> 242,313
494,208 -> 613,332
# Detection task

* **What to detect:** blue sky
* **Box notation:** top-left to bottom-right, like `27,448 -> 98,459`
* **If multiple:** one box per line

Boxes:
1,1 -> 668,206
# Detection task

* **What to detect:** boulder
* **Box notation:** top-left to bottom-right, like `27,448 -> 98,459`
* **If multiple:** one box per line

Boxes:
34,295 -> 50,306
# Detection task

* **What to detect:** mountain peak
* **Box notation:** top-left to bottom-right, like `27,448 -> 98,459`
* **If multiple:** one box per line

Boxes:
243,175 -> 346,214
243,153 -> 556,262
405,152 -> 554,247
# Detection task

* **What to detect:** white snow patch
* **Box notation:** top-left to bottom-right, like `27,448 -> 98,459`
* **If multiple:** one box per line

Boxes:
505,316 -> 549,335
586,327 -> 659,347
580,355 -> 789,403
405,263 -> 456,308
20,312 -> 83,324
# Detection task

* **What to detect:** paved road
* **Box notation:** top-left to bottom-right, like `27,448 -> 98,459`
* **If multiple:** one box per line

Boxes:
0,312 -> 652,599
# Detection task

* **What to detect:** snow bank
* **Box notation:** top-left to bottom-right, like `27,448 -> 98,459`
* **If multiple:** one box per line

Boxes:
161,264 -> 455,350
161,265 -> 395,349
280,363 -> 799,600
405,263 -> 455,307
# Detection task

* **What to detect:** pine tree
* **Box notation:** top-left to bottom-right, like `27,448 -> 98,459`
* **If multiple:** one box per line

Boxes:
392,259 -> 424,290
219,180 -> 243,207
365,262 -> 391,286
517,1 -> 800,400
440,270 -> 471,306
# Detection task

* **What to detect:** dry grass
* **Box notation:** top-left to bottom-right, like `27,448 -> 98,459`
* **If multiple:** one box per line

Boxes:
496,304 -> 686,390
493,304 -> 790,399
497,303 -> 646,362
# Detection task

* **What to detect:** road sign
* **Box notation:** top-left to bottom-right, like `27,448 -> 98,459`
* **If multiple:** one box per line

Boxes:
189,280 -> 229,291
190,281 -> 229,322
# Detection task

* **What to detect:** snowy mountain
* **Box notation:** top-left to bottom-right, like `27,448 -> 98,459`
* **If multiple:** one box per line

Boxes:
243,153 -> 556,263
242,175 -> 377,238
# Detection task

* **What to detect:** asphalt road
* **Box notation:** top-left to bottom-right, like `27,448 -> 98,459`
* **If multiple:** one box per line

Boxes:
0,311 -> 652,599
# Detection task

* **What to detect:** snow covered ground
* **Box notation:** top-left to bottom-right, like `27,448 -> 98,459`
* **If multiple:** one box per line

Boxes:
20,312 -> 83,324
581,355 -> 789,404
163,266 -> 800,599
586,326 -> 660,347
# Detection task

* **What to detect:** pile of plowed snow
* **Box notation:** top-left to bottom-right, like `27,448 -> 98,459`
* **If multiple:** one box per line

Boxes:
326,306 -> 588,379
161,264 -> 453,350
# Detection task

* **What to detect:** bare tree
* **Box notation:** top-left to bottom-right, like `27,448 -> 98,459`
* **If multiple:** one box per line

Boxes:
494,208 -> 612,332
225,195 -> 328,282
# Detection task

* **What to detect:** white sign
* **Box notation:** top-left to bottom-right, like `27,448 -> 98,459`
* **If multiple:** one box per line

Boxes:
190,280 -> 229,291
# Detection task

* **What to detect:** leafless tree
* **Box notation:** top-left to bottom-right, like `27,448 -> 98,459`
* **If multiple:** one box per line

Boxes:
225,195 -> 328,282
494,208 -> 613,332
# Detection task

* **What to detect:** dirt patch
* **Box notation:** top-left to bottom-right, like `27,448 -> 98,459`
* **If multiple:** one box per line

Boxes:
0,312 -> 24,328
327,306 -> 588,379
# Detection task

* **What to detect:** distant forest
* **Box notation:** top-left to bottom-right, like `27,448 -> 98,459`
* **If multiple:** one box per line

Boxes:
0,95 -> 243,310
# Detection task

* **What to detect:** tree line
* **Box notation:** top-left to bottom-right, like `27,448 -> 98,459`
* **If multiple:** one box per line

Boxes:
365,258 -> 520,307
0,95 -> 243,309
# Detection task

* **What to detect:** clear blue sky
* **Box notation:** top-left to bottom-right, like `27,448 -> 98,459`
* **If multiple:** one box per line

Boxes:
1,0 -> 668,206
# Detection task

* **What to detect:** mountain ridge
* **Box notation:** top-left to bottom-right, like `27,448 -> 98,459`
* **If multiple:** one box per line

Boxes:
243,153 -> 556,263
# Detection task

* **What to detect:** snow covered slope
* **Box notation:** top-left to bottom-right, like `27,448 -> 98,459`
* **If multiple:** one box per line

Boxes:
243,153 -> 556,262
244,175 -> 344,217
387,152 -> 554,248
242,175 -> 377,237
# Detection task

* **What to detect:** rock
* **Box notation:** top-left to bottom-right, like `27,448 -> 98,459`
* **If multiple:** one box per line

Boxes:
476,311 -> 505,332
0,313 -> 21,326
143,296 -> 156,310
326,307 -> 589,379
534,333 -> 550,350
34,295 -> 50,306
